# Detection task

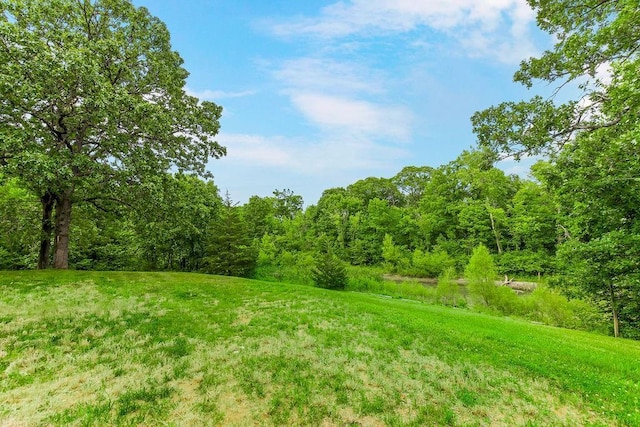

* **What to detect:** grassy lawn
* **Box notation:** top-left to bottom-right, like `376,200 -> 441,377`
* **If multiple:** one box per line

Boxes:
1,271 -> 639,426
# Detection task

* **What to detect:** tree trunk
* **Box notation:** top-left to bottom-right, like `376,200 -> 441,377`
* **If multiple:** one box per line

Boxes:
37,192 -> 56,269
487,201 -> 502,254
53,188 -> 74,269
609,283 -> 620,338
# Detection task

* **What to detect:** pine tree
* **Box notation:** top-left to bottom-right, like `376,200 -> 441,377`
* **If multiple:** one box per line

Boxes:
312,253 -> 347,290
205,193 -> 257,277
312,242 -> 348,290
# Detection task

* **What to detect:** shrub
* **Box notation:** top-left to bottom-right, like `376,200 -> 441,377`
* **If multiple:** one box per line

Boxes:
465,244 -> 498,307
346,266 -> 385,292
312,252 -> 348,290
410,249 -> 456,278
492,286 -> 520,315
436,267 -> 461,306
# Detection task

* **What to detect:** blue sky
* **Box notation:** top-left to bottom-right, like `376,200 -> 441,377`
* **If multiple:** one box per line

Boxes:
134,0 -> 553,205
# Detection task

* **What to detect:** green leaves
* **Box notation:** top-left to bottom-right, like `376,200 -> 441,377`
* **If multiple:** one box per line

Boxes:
0,0 -> 225,267
474,0 -> 639,158
471,96 -> 578,159
471,0 -> 640,335
1,0 -> 225,189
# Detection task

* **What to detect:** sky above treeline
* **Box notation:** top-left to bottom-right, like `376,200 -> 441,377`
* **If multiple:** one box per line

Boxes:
134,0 -> 554,205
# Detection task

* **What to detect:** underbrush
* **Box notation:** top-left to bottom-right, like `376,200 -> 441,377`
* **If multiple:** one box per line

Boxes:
253,251 -> 315,286
255,261 -> 610,335
346,265 -> 608,333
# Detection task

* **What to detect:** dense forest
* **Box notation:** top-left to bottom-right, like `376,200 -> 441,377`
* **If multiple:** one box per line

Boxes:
1,0 -> 639,339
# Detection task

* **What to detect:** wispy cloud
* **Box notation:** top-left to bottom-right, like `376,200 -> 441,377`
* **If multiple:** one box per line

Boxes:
218,132 -> 409,175
271,56 -> 413,141
290,92 -> 412,140
267,0 -> 537,63
186,88 -> 256,101
216,133 -> 295,168
273,57 -> 385,96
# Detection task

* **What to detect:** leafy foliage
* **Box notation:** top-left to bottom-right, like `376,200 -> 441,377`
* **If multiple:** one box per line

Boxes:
0,0 -> 224,268
135,174 -> 221,271
0,175 -> 38,268
471,0 -> 640,336
465,245 -> 498,307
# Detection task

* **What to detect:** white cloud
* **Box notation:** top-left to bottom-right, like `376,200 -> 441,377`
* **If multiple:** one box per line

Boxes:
217,132 -> 408,175
186,88 -> 256,101
273,57 -> 385,96
268,0 -> 537,63
497,154 -> 541,178
594,62 -> 613,85
272,0 -> 533,35
271,56 -> 413,141
290,92 -> 413,140
460,28 -> 537,63
217,133 -> 294,167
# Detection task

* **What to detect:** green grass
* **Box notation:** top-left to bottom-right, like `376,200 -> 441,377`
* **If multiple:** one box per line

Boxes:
1,270 -> 639,426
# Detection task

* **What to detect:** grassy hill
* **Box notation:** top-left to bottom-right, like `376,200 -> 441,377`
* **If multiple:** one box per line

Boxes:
1,271 -> 639,426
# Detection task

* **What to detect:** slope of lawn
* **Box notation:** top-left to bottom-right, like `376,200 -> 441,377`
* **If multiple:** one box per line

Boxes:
1,271 -> 639,426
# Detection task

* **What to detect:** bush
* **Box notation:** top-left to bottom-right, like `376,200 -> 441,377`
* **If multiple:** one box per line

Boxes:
492,286 -> 520,315
436,267 -> 462,306
521,285 -> 608,331
312,252 -> 348,290
465,244 -> 498,307
346,266 -> 385,292
409,249 -> 455,278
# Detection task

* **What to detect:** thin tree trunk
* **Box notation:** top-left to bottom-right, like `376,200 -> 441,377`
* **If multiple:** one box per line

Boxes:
609,283 -> 620,338
487,201 -> 502,254
37,192 -> 56,269
53,188 -> 74,269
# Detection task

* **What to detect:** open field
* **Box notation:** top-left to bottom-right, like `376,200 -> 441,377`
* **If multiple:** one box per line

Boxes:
1,271 -> 639,426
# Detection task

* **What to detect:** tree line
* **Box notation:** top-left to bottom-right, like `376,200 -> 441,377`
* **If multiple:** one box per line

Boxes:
1,144 -> 638,337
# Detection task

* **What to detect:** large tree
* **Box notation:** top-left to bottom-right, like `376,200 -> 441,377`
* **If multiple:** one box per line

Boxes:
0,0 -> 224,268
471,0 -> 640,336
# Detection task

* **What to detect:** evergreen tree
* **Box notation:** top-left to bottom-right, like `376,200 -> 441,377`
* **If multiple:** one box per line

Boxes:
312,240 -> 347,290
205,193 -> 257,277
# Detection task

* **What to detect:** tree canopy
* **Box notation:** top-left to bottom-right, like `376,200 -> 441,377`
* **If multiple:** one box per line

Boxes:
472,0 -> 639,158
471,0 -> 640,337
0,0 -> 224,268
